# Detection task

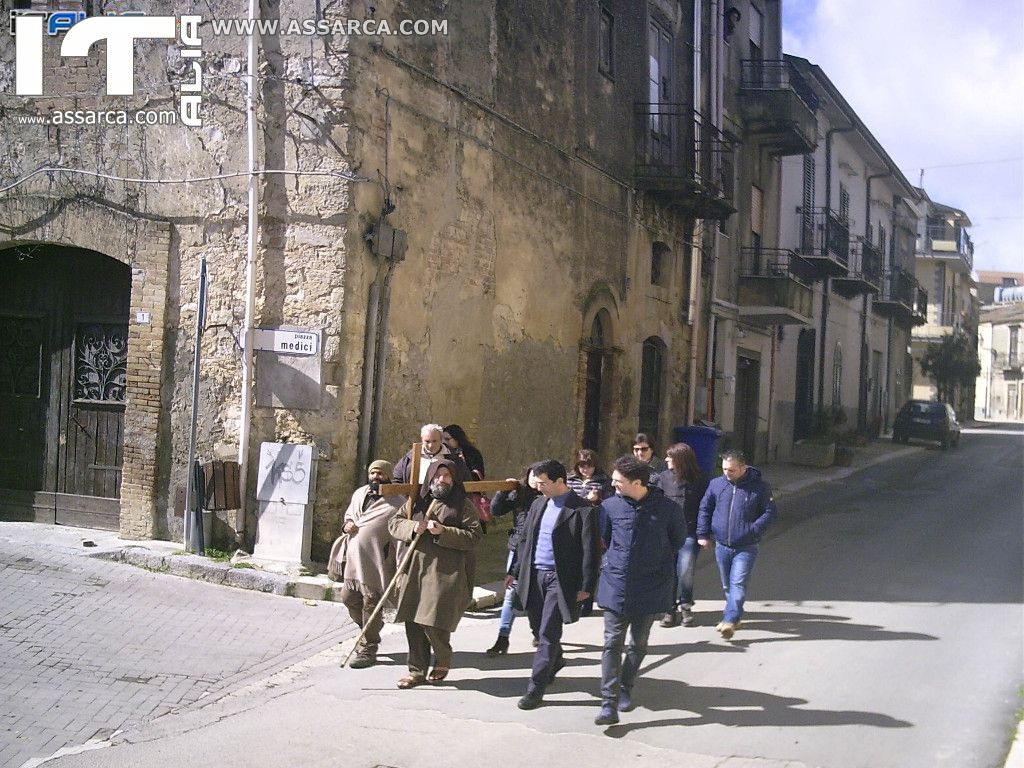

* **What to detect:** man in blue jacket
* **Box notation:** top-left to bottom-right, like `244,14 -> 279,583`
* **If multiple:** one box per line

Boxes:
595,455 -> 686,726
697,450 -> 777,640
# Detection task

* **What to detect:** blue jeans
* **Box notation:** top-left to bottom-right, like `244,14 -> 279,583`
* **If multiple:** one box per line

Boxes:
673,536 -> 699,608
499,550 -> 518,637
714,542 -> 759,624
600,609 -> 657,704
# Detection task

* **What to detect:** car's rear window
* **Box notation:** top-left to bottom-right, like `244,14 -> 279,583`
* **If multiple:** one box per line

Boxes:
906,402 -> 944,415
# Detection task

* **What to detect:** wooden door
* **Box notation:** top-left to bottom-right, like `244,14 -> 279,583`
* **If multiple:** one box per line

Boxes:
0,246 -> 129,530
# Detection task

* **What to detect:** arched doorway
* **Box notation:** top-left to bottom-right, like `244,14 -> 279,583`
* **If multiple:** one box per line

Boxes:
0,245 -> 131,530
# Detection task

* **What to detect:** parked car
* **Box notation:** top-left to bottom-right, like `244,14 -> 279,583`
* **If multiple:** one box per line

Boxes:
892,400 -> 961,449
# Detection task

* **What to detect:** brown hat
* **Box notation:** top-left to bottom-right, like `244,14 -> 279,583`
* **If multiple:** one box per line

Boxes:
368,459 -> 393,476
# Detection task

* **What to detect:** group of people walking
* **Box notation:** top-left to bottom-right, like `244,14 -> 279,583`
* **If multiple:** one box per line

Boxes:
329,424 -> 777,725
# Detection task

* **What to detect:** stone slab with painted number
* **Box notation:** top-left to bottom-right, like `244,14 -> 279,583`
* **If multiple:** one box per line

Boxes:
255,443 -> 316,504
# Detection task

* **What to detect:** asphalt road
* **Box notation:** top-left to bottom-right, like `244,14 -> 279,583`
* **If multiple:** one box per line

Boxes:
10,424 -> 1024,768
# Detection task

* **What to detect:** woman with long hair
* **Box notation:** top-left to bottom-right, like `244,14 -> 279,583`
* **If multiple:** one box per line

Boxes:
656,442 -> 709,627
566,448 -> 612,503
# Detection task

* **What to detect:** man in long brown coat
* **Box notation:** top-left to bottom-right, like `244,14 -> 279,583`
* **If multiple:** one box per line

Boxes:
388,458 -> 481,688
328,459 -> 405,669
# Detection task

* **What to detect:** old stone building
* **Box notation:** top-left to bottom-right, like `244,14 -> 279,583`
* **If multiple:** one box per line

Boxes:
0,1 -> 736,558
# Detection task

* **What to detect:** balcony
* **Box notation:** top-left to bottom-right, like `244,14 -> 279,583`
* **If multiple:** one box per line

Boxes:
737,247 -> 815,326
738,59 -> 819,155
795,208 -> 850,279
873,268 -> 927,326
634,104 -> 736,219
833,239 -> 883,298
921,222 -> 974,274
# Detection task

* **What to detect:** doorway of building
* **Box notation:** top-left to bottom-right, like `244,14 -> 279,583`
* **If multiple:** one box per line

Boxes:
794,328 -> 816,440
0,245 -> 130,530
734,352 -> 761,461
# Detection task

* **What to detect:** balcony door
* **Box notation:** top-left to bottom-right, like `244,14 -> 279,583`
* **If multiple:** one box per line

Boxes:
647,20 -> 673,166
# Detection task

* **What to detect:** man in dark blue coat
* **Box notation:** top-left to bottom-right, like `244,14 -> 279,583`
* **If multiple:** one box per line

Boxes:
514,460 -> 599,711
697,450 -> 777,640
594,455 -> 686,725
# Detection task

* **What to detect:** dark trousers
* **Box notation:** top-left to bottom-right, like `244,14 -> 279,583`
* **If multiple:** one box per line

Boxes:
338,587 -> 383,652
404,622 -> 452,678
600,609 -> 657,704
526,568 -> 564,695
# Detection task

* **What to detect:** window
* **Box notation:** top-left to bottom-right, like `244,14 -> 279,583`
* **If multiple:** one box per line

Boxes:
599,8 -> 614,77
639,337 -> 666,439
74,322 -> 128,403
1010,326 -> 1020,367
680,247 -> 693,313
648,20 -> 672,103
839,183 -> 851,225
651,242 -> 670,286
748,4 -> 764,60
801,154 -> 815,251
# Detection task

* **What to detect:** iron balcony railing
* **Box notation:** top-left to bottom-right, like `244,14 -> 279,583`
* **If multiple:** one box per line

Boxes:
849,239 -> 884,285
634,103 -> 735,199
798,207 -> 850,266
739,59 -> 819,112
925,223 -> 974,269
880,267 -> 920,309
739,247 -> 813,283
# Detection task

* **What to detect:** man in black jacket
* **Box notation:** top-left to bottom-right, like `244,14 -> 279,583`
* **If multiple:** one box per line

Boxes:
515,459 -> 599,710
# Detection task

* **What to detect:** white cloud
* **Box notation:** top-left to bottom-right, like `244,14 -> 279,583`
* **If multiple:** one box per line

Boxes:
783,0 -> 1024,272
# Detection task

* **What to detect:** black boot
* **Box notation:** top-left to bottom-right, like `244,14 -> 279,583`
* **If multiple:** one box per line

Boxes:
486,635 -> 510,656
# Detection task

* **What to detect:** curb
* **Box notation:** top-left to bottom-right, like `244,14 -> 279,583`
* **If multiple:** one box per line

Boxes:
92,547 -> 502,609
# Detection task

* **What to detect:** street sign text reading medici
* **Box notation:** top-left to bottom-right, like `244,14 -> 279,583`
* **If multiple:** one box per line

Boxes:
10,12 -> 203,127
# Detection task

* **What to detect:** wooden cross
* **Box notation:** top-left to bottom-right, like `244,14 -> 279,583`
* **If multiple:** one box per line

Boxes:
377,442 -> 518,496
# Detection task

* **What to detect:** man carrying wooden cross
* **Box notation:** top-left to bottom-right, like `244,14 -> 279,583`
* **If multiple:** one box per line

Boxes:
388,458 -> 482,688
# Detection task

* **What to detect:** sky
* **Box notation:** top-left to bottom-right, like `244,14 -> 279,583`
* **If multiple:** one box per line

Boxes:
782,0 -> 1024,274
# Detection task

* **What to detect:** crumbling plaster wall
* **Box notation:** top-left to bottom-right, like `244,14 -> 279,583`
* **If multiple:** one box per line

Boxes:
0,0 -> 357,552
346,1 -> 696,481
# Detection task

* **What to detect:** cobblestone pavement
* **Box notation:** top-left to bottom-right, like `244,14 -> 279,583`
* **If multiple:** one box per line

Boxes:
0,524 -> 355,768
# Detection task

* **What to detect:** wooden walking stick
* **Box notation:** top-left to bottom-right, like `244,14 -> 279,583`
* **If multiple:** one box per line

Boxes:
341,443 -> 427,668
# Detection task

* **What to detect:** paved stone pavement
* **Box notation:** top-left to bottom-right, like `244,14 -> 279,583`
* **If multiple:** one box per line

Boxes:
0,523 -> 356,768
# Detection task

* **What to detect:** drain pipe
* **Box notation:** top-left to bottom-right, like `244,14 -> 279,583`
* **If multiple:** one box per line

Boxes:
357,259 -> 396,471
235,0 -> 259,547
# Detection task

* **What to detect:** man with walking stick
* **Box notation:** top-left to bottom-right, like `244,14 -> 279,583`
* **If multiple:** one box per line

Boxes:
387,458 -> 481,688
328,459 -> 405,669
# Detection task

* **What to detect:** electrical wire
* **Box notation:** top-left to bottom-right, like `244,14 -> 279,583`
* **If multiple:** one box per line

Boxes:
0,165 -> 373,195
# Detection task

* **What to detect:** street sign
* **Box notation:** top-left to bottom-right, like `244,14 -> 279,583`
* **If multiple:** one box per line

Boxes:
252,328 -> 319,356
